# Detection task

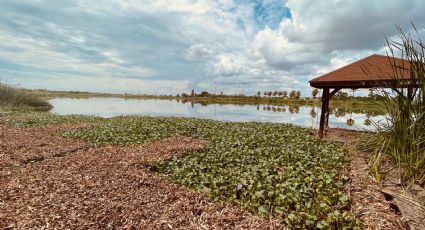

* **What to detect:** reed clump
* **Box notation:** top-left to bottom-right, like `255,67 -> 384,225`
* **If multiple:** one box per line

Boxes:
0,82 -> 52,111
367,25 -> 425,185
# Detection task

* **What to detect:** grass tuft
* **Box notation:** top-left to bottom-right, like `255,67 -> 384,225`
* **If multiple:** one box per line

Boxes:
0,82 -> 52,111
364,24 -> 425,185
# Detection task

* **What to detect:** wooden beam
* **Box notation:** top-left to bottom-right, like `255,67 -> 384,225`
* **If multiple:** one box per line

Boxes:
319,88 -> 330,138
330,88 -> 341,98
309,79 -> 420,89
325,88 -> 341,127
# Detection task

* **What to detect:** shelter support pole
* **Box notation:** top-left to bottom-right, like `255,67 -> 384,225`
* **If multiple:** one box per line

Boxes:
319,88 -> 330,138
319,88 -> 341,139
325,88 -> 342,130
408,85 -> 414,101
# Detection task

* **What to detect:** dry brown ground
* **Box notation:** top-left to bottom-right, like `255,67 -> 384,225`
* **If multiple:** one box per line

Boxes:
0,125 -> 283,229
0,125 -> 90,168
1,124 -> 413,229
324,129 -> 408,230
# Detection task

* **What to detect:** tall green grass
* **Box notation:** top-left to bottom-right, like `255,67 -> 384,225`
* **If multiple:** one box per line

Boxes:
0,82 -> 52,111
368,25 -> 425,185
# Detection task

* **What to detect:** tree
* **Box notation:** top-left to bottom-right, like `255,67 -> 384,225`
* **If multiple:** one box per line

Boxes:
278,91 -> 283,97
257,91 -> 261,97
312,88 -> 319,99
267,91 -> 272,97
368,89 -> 380,100
199,91 -> 209,97
296,91 -> 301,99
283,91 -> 288,98
263,91 -> 267,96
334,91 -> 349,99
273,91 -> 278,97
289,90 -> 296,99
191,89 -> 195,97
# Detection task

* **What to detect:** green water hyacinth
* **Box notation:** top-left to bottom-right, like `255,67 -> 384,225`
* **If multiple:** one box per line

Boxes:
61,116 -> 362,229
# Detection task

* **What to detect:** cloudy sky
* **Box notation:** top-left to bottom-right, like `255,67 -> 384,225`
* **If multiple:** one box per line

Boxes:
1,0 -> 425,95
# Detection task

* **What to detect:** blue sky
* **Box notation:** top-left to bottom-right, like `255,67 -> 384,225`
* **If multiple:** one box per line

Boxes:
1,0 -> 425,95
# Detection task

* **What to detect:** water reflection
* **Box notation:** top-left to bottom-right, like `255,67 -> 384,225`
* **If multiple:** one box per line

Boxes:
364,118 -> 372,126
49,97 -> 384,131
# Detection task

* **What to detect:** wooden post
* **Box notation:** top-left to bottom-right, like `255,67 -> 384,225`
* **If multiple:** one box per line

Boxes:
407,85 -> 414,101
318,88 -> 341,139
319,88 -> 330,138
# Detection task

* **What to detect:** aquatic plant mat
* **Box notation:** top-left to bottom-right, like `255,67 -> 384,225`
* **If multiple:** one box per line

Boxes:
1,126 -> 280,229
0,113 -> 404,229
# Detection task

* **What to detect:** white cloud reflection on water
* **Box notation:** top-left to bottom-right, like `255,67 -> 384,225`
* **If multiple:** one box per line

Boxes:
49,97 -> 384,131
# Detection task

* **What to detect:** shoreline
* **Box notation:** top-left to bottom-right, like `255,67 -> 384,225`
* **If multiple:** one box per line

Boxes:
31,89 -> 387,115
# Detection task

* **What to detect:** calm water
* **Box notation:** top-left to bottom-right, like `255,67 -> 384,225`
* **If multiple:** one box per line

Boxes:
49,97 -> 384,131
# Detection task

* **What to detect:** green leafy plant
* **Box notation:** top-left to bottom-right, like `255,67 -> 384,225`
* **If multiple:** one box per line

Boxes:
63,116 -> 362,228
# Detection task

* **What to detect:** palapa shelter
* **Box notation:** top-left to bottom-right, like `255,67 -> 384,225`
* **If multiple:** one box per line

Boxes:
309,54 -> 416,138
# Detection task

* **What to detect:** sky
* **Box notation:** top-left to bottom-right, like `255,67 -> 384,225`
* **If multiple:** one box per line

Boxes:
1,0 -> 425,96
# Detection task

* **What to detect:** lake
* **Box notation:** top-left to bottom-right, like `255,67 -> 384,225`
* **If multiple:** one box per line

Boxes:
49,97 -> 384,131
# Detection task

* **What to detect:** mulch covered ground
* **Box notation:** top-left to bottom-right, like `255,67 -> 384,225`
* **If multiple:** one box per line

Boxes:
0,125 -> 283,229
0,125 -> 90,168
325,129 -> 408,230
1,125 -> 411,229
346,151 -> 407,229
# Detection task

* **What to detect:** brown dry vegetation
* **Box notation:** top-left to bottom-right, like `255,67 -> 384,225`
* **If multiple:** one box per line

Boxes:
324,129 -> 408,229
0,125 -> 283,229
1,122 -> 417,229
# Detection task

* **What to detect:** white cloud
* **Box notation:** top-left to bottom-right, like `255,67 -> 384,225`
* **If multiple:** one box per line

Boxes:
251,27 -> 323,69
213,54 -> 246,76
185,44 -> 214,60
1,0 -> 425,95
101,51 -> 125,64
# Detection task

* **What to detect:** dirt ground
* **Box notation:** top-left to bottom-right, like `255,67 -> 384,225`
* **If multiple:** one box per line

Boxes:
324,129 -> 408,229
0,125 -> 409,229
1,125 -> 283,229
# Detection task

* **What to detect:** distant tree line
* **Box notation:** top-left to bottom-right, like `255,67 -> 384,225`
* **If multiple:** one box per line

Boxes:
179,90 -> 221,98
177,88 -> 382,101
258,90 -> 301,99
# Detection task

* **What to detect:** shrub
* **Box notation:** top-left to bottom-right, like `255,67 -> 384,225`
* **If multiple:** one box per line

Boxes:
0,82 -> 52,111
366,25 -> 425,185
199,91 -> 209,97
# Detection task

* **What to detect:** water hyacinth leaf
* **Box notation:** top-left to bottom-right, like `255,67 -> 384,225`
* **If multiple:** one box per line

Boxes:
305,219 -> 315,227
257,205 -> 268,214
317,220 -> 330,229
339,194 -> 349,204
53,116 -> 362,228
